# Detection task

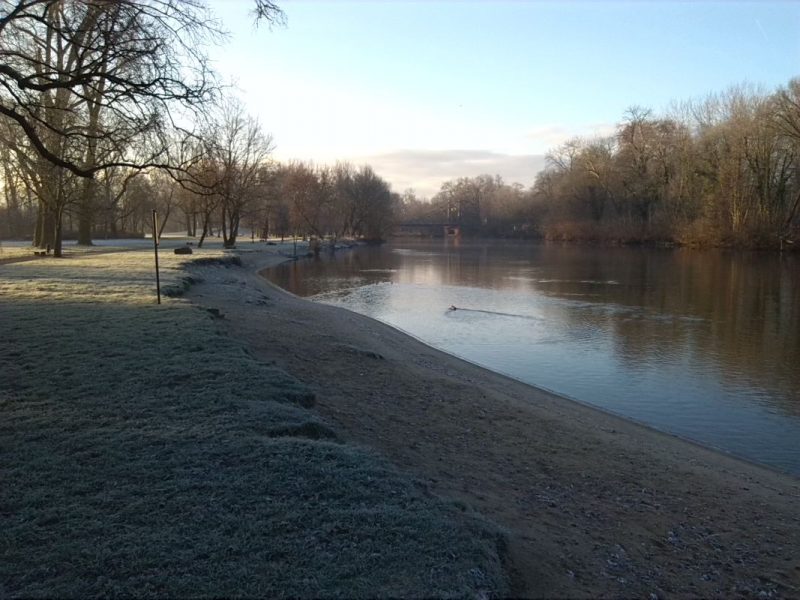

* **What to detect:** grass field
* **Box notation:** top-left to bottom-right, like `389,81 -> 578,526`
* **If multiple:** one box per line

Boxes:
0,249 -> 508,597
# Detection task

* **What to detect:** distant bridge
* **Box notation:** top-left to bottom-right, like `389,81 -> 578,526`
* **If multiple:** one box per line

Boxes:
394,223 -> 461,237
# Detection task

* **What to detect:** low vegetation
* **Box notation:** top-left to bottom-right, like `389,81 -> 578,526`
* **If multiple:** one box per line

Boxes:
0,250 -> 508,597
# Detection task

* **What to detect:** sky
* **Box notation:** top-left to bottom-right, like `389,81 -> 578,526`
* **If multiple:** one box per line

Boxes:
205,0 -> 800,197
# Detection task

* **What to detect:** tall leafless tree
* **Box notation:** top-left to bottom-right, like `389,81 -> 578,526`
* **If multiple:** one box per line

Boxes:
201,99 -> 274,248
0,0 -> 284,254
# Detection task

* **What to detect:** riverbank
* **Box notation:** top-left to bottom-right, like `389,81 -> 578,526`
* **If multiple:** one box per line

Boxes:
0,246 -> 508,598
187,249 -> 800,598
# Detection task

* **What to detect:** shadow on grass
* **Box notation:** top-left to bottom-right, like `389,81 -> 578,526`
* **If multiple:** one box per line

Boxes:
1,298 -> 508,598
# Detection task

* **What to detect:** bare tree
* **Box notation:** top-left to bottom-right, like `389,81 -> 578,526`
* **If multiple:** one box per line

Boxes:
282,162 -> 327,239
773,78 -> 800,237
0,1 -> 223,177
0,1 -> 288,252
254,0 -> 286,26
202,99 -> 274,248
530,80 -> 800,247
334,164 -> 396,239
0,1 -> 227,254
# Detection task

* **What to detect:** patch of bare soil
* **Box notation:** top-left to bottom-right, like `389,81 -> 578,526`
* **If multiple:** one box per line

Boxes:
188,253 -> 800,599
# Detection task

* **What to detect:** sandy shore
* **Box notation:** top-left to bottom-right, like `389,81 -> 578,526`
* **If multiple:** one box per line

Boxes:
187,249 -> 800,599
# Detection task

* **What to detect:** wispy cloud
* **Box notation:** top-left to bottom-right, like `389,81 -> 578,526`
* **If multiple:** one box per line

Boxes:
356,149 -> 547,198
525,122 -> 617,149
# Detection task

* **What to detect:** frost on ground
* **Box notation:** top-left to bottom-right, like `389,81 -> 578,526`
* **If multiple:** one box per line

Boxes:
0,241 -> 130,261
0,249 -> 211,302
0,250 -> 508,598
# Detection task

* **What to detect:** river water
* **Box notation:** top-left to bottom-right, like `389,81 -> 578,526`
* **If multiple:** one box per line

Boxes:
265,240 -> 800,476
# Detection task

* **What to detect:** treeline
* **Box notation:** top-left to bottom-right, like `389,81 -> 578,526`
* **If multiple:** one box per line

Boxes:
263,162 -> 398,243
1,92 -> 396,248
535,81 -> 800,247
400,176 -> 531,237
402,79 -> 800,248
0,1 -> 397,254
1,1 -> 797,252
0,153 -> 397,247
184,160 -> 398,246
0,1 -> 219,255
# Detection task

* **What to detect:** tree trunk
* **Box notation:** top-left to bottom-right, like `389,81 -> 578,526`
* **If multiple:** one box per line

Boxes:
158,205 -> 171,239
77,177 -> 95,246
221,204 -> 230,247
52,203 -> 64,257
34,201 -> 45,247
226,223 -> 238,247
2,164 -> 20,238
198,211 -> 211,248
35,201 -> 57,251
224,208 -> 239,248
77,210 -> 93,245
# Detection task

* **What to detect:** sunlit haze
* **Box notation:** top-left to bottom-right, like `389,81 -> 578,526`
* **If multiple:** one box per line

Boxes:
207,0 -> 800,197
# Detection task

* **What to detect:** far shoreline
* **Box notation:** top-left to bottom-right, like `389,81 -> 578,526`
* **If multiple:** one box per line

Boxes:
389,233 -> 800,253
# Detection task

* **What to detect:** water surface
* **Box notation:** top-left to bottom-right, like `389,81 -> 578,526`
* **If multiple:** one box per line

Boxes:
266,240 -> 800,475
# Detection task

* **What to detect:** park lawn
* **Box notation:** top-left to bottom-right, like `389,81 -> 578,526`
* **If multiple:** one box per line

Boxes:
0,249 -> 508,598
0,242 -> 133,262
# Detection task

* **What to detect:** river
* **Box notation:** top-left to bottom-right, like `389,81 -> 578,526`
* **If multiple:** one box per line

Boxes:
264,240 -> 800,476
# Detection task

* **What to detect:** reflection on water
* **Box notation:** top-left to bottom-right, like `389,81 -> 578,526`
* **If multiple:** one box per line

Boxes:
266,240 -> 800,475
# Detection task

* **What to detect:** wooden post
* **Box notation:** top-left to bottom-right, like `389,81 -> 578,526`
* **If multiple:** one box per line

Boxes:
152,209 -> 161,305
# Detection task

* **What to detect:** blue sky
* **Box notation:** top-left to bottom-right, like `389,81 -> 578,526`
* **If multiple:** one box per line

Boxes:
206,0 -> 800,196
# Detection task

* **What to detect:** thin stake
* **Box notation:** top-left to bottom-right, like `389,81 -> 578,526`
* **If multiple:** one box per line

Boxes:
152,209 -> 161,305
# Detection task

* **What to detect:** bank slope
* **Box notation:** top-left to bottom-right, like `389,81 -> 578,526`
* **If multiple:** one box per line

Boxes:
0,248 -> 509,598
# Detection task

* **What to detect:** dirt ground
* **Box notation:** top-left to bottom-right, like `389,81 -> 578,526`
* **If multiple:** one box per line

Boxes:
187,252 -> 800,599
